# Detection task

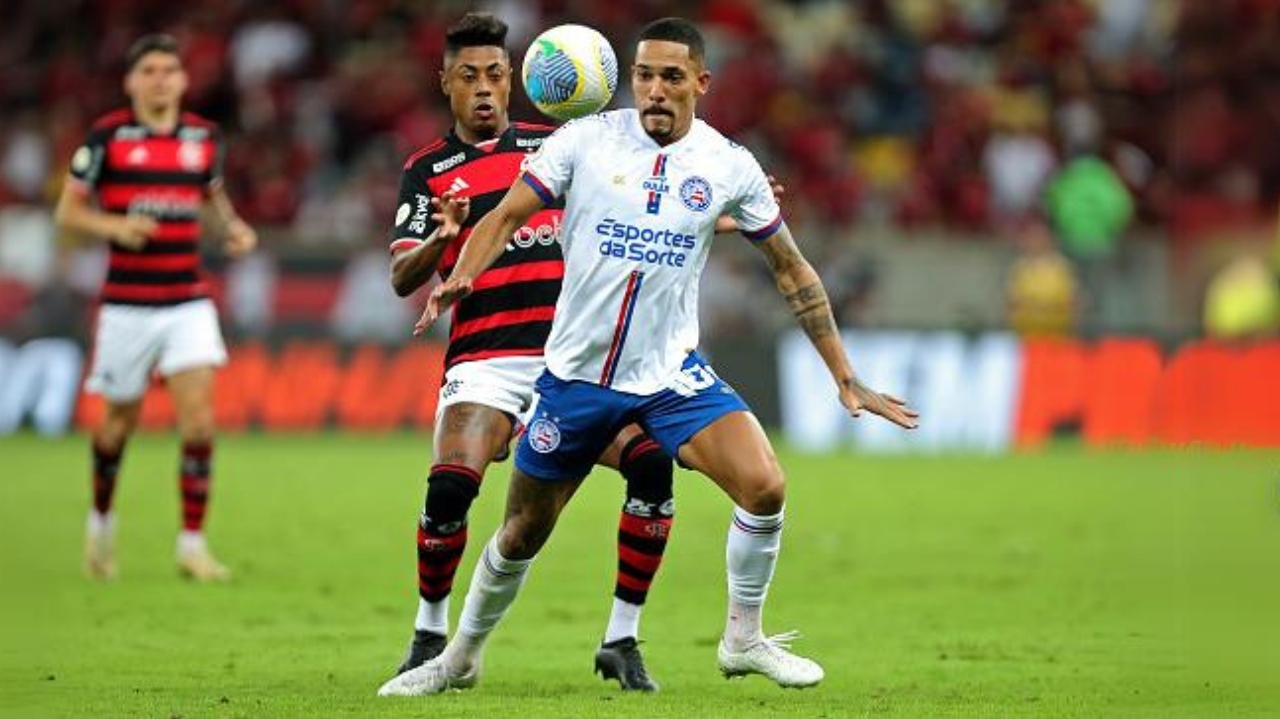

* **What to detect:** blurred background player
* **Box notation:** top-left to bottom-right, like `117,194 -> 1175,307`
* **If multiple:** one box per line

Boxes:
380,16 -> 917,697
384,13 -> 674,692
54,33 -> 257,582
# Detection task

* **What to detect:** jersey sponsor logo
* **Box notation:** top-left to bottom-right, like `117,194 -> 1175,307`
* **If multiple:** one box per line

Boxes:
407,193 -> 431,235
432,152 -> 467,173
508,214 -> 561,250
178,127 -> 211,141
595,217 -> 694,267
441,378 -> 463,399
515,137 -> 543,149
645,153 -> 670,215
126,191 -> 202,218
642,178 -> 670,194
527,417 -> 561,453
448,177 -> 470,195
114,126 -> 147,140
679,176 -> 712,212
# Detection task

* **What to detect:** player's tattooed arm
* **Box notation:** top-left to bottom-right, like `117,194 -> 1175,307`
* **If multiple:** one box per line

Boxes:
390,190 -> 470,297
757,226 -> 837,341
755,226 -> 919,430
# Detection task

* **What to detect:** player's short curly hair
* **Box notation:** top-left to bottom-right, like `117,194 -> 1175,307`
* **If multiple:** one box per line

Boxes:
125,33 -> 181,72
638,17 -> 705,64
445,12 -> 509,55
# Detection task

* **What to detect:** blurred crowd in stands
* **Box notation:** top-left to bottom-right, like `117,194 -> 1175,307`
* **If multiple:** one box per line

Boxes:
2,0 -> 1279,343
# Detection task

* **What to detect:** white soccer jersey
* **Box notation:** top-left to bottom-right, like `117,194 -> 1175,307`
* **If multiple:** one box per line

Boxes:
522,109 -> 782,395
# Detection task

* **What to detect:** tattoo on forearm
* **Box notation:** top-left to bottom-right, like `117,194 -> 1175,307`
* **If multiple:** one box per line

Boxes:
784,284 -> 825,315
764,240 -> 803,274
785,282 -> 836,340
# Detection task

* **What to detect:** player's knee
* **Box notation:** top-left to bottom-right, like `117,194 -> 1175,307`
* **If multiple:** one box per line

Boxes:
180,416 -> 215,445
619,435 -> 673,514
737,469 -> 786,515
422,466 -> 481,534
101,402 -> 141,444
496,518 -> 550,560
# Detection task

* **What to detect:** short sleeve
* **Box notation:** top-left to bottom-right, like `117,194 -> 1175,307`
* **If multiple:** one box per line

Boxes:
728,150 -> 782,244
520,118 -> 590,205
67,130 -> 108,193
389,160 -> 436,254
207,126 -> 226,190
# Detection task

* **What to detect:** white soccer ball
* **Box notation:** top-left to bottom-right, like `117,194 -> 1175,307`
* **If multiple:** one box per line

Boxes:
521,24 -> 618,122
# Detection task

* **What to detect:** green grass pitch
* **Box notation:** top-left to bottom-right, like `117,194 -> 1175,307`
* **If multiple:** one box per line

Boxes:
1,433 -> 1278,717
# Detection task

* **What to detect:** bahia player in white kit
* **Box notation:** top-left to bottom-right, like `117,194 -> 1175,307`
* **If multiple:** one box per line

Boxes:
379,16 -> 918,697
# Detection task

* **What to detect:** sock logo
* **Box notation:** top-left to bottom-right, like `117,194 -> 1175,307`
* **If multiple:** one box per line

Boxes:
624,498 -> 656,517
643,521 -> 670,539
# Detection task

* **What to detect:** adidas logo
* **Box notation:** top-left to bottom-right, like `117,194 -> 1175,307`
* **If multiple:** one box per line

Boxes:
448,177 -> 470,195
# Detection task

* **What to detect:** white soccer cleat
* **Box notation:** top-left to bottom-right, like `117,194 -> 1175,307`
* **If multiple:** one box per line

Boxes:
83,512 -> 117,580
176,534 -> 231,582
377,656 -> 479,696
717,631 -> 825,688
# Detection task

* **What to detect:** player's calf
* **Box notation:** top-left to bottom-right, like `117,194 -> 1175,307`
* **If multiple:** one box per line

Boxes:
417,464 -> 482,602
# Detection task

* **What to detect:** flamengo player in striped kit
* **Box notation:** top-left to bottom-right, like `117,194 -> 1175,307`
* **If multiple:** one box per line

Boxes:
54,34 -> 257,582
382,13 -> 688,692
379,17 -> 918,697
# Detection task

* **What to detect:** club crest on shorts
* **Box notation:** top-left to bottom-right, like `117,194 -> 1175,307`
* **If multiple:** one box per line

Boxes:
527,417 -> 561,453
679,176 -> 712,212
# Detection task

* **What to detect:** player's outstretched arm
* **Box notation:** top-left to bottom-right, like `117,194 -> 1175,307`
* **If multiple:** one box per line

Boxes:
390,191 -> 470,297
414,177 -> 544,335
755,225 -> 919,429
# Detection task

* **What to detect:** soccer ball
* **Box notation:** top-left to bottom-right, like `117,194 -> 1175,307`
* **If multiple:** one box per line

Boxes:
521,24 -> 618,122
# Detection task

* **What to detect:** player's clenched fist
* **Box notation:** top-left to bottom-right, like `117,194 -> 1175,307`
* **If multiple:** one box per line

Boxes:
110,214 -> 158,250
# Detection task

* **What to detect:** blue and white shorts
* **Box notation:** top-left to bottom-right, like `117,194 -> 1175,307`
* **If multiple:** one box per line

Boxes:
515,350 -> 750,482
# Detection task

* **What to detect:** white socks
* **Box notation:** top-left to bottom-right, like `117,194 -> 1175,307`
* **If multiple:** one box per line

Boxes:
444,535 -> 533,670
86,510 -> 115,536
724,505 -> 784,650
603,597 -> 642,643
177,529 -> 206,555
414,598 -> 449,636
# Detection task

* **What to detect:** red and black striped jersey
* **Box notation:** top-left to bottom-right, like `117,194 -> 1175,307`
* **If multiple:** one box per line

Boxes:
68,108 -> 223,306
391,123 -> 565,370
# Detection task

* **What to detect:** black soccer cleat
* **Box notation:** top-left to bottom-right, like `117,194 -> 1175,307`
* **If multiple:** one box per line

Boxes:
395,629 -> 447,676
594,637 -> 659,692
